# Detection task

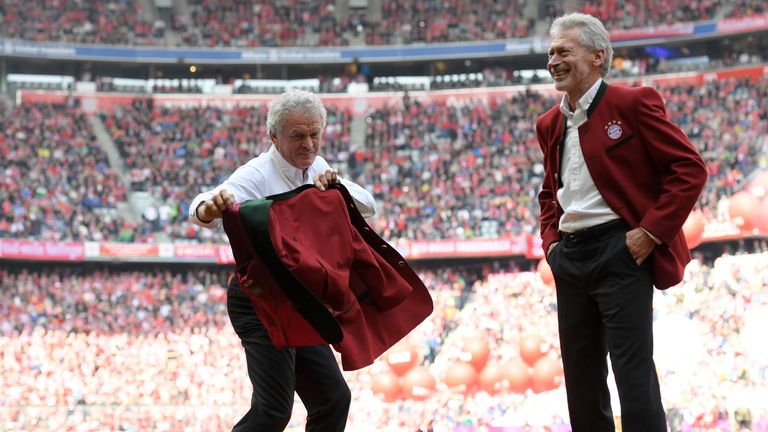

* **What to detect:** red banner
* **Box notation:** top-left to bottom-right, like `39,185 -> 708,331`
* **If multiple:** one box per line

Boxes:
99,243 -> 159,257
216,245 -> 235,264
526,235 -> 545,259
717,13 -> 768,34
22,66 -> 765,116
405,237 -> 526,259
609,23 -> 694,41
0,227 -> 764,263
174,243 -> 221,259
0,240 -> 84,260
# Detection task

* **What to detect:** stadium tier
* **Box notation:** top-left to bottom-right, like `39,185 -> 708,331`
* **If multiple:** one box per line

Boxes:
2,67 -> 766,258
2,254 -> 768,430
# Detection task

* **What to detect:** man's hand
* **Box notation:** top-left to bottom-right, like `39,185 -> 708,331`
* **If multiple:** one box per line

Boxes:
625,227 -> 657,265
313,169 -> 338,191
197,189 -> 235,222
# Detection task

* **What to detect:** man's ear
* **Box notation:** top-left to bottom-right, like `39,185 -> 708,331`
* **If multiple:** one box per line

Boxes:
269,130 -> 277,144
593,49 -> 606,69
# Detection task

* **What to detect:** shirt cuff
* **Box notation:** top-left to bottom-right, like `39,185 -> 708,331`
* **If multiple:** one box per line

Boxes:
189,201 -> 222,229
640,227 -> 662,245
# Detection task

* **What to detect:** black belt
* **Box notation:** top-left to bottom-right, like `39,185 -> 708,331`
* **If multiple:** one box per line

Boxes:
560,219 -> 627,243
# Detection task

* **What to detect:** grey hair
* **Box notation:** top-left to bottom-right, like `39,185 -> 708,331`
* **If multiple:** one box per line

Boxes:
550,13 -> 614,77
266,89 -> 327,134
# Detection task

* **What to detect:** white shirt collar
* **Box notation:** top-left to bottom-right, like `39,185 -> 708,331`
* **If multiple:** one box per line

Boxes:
559,77 -> 603,118
269,145 -> 308,184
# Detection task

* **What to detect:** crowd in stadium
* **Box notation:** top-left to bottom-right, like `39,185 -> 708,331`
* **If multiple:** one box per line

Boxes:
0,0 -> 161,45
2,252 -> 767,430
0,265 -> 472,430
1,0 -> 765,47
2,2 -> 768,431
0,101 -> 129,242
3,75 -> 764,246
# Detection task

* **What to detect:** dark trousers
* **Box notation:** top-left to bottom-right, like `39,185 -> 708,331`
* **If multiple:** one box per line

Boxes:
227,279 -> 351,432
548,222 -> 666,432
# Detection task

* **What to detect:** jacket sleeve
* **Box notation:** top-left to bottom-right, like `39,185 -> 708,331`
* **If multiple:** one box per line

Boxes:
635,87 -> 708,244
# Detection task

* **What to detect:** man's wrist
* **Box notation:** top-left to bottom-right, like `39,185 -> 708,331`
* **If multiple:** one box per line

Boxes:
195,203 -> 212,223
639,227 -> 661,245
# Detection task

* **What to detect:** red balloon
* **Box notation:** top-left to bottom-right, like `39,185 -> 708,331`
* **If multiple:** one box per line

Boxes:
756,199 -> 768,234
478,364 -> 503,394
386,342 -> 419,376
537,259 -> 554,286
682,210 -> 705,249
519,335 -> 549,366
401,367 -> 436,400
501,359 -> 532,394
531,356 -> 564,393
460,337 -> 490,371
444,362 -> 478,392
728,191 -> 760,232
749,171 -> 768,199
371,371 -> 401,402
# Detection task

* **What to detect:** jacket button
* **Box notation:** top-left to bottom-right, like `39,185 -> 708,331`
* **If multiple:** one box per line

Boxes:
397,260 -> 406,267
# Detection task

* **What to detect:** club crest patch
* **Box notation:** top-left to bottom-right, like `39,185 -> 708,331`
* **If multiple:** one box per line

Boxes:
605,120 -> 623,139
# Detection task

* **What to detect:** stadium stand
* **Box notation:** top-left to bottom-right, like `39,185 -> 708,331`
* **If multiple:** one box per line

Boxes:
7,74 -> 760,244
3,253 -> 768,430
0,0 -> 764,46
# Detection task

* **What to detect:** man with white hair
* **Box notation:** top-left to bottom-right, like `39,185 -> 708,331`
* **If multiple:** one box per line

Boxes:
190,89 -> 377,431
536,13 -> 707,431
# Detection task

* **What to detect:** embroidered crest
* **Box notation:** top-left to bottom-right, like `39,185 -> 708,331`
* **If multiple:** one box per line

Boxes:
605,120 -> 623,140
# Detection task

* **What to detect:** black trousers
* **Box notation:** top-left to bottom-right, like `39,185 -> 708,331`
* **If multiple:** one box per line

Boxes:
548,222 -> 666,432
227,279 -> 351,432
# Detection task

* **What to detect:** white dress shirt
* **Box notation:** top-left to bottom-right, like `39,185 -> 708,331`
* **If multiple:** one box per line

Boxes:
557,78 -> 620,233
189,145 -> 377,228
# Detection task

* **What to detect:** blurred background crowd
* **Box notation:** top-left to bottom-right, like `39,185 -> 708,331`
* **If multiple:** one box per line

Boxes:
1,0 -> 767,430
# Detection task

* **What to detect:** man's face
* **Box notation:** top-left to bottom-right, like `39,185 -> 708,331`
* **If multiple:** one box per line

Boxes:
547,28 -> 604,99
271,111 -> 323,170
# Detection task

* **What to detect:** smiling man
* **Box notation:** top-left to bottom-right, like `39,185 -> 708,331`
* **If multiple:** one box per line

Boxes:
535,13 -> 708,432
189,89 -> 376,431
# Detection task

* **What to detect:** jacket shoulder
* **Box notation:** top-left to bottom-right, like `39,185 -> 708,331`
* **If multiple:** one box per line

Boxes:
537,104 -> 562,128
605,83 -> 660,101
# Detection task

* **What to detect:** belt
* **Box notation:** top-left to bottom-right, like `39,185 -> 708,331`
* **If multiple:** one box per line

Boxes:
560,219 -> 627,243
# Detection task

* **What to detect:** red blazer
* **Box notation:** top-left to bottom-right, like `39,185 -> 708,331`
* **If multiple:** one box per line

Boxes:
222,184 -> 433,370
536,82 -> 708,289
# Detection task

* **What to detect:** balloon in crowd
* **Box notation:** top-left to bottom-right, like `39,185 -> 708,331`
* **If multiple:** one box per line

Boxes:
460,337 -> 490,371
728,191 -> 761,232
683,210 -> 706,249
385,341 -> 420,376
531,355 -> 564,393
503,359 -> 533,394
749,171 -> 768,199
537,259 -> 555,287
757,199 -> 768,234
444,362 -> 478,393
478,363 -> 505,394
371,371 -> 402,402
401,366 -> 436,400
519,334 -> 550,367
